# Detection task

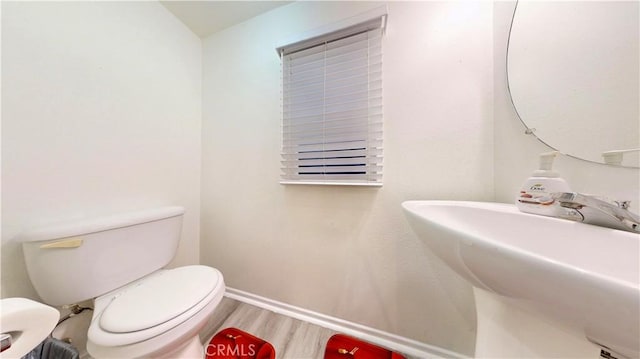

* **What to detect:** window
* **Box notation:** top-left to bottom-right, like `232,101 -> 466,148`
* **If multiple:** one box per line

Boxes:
278,11 -> 386,186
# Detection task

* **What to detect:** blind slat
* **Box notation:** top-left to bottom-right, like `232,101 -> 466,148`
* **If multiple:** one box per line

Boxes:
281,173 -> 383,182
283,63 -> 382,91
284,108 -> 382,125
283,96 -> 383,118
282,148 -> 383,160
284,79 -> 382,104
283,139 -> 383,153
284,130 -> 383,145
282,157 -> 383,167
284,120 -> 383,136
284,89 -> 383,112
282,165 -> 383,175
284,116 -> 382,132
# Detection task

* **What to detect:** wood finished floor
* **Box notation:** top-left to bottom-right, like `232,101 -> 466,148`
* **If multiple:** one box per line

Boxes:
199,297 -> 424,359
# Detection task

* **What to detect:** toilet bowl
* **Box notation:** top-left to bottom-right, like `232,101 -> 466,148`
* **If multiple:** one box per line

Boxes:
88,266 -> 224,358
18,206 -> 225,358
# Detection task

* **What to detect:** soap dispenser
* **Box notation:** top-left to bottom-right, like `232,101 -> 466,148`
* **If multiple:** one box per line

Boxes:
516,151 -> 571,216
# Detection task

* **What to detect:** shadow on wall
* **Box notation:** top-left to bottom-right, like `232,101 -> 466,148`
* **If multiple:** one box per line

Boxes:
278,184 -> 381,317
1,241 -> 40,300
281,185 -> 379,241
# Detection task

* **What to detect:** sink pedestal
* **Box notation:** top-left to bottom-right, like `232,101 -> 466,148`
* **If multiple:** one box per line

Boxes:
474,288 -> 600,358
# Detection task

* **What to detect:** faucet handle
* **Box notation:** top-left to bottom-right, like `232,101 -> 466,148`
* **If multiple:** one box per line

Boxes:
615,200 -> 630,209
0,333 -> 12,353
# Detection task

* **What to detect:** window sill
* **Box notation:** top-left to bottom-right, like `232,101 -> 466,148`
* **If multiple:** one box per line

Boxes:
279,181 -> 382,187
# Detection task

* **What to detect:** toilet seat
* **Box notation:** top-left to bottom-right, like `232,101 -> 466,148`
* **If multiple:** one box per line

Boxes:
88,265 -> 223,347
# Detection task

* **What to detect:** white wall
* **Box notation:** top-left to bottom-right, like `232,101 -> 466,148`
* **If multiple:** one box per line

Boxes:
1,1 -> 202,300
201,2 -> 494,355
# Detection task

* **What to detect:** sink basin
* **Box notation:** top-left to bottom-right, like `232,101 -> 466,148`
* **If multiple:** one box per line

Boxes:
0,298 -> 60,357
402,200 -> 639,358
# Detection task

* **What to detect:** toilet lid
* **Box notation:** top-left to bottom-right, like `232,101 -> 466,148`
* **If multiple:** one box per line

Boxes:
99,266 -> 219,333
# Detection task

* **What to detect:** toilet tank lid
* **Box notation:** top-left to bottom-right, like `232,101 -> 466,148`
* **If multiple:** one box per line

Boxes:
16,206 -> 185,243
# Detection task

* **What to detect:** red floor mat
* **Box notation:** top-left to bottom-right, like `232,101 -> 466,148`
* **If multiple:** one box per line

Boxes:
324,334 -> 406,359
205,328 -> 276,359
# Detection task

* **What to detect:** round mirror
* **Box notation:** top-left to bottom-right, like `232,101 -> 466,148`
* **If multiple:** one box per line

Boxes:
507,1 -> 639,168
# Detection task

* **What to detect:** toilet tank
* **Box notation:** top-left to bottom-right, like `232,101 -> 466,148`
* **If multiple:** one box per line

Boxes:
18,207 -> 185,306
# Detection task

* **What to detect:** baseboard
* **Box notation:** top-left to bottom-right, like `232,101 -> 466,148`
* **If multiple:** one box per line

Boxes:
224,287 -> 467,359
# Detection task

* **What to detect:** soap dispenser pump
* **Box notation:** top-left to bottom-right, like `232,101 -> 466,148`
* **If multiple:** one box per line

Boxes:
516,151 -> 571,216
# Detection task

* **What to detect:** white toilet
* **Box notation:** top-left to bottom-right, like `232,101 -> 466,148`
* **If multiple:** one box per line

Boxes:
19,206 -> 225,358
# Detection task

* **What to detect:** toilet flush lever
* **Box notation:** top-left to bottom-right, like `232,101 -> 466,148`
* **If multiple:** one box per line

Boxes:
39,237 -> 83,249
1,333 -> 12,353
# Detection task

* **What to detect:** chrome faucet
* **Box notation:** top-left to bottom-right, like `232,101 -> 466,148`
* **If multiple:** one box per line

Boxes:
552,192 -> 640,233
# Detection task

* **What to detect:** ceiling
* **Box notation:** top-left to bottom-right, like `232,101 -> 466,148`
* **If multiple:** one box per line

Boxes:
160,1 -> 291,38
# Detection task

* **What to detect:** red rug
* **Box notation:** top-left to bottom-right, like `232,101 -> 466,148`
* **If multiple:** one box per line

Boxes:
205,328 -> 276,359
324,334 -> 406,359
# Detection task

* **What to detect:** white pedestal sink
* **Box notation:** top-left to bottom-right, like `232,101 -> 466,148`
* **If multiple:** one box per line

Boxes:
402,201 -> 639,358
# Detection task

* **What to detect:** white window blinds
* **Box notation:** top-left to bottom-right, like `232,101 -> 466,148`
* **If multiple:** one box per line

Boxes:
279,16 -> 385,186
